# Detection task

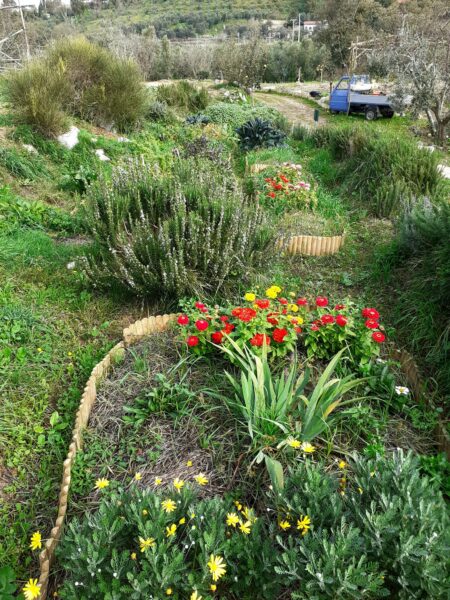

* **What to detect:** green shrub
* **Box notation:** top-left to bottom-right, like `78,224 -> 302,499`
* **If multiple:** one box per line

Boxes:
56,450 -> 450,599
236,118 -> 286,151
0,147 -> 48,180
156,80 -> 209,112
83,158 -> 274,299
203,101 -> 288,131
3,37 -> 146,135
3,60 -> 69,136
146,99 -> 171,122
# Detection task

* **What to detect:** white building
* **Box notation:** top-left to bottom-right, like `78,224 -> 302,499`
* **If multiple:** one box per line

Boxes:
0,0 -> 71,9
303,20 -> 322,34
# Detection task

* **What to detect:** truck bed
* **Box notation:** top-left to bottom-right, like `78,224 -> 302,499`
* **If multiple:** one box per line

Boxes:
349,92 -> 391,106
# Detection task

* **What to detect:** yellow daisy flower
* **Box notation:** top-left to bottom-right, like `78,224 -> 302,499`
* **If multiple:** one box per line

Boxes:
190,513 -> 196,519
244,292 -> 256,302
207,554 -> 227,581
226,512 -> 239,527
139,537 -> 155,552
162,499 -> 176,513
210,584 -> 217,591
155,476 -> 163,485
134,472 -> 142,481
287,437 -> 301,449
194,473 -> 208,486
166,588 -> 173,596
239,520 -> 252,535
30,531 -> 42,551
301,442 -> 315,454
272,285 -> 282,293
23,579 -> 41,600
190,591 -> 202,600
289,304 -> 299,313
279,520 -> 291,530
234,500 -> 242,511
173,477 -> 185,492
131,552 -> 137,560
142,509 -> 148,516
338,460 -> 347,469
186,460 -> 193,467
95,478 -> 109,489
179,517 -> 186,525
166,523 -> 177,537
266,287 -> 278,299
297,515 -> 311,535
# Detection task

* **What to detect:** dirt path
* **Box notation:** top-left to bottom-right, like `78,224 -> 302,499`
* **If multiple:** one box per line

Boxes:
255,92 -> 327,126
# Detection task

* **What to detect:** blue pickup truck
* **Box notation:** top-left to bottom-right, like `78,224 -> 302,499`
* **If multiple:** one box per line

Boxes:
329,75 -> 395,121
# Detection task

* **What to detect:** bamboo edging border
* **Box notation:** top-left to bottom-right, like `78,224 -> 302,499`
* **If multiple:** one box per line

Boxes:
281,233 -> 345,256
37,313 -> 177,600
37,314 -> 449,598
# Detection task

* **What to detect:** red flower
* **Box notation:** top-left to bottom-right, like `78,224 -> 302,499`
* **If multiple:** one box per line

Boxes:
372,331 -> 385,343
365,319 -> 379,330
295,327 -> 302,334
231,308 -> 242,317
274,183 -> 283,190
195,301 -> 206,310
362,308 -> 380,320
267,313 -> 279,325
250,333 -> 270,347
280,175 -> 289,183
311,324 -> 319,331
237,307 -> 257,322
268,192 -> 276,198
211,331 -> 224,344
255,299 -> 270,309
177,315 -> 189,326
272,328 -> 288,343
187,336 -> 199,347
316,296 -> 328,307
223,323 -> 235,334
334,304 -> 345,310
264,177 -> 272,182
219,315 -> 229,322
321,314 -> 335,325
336,314 -> 348,327
278,297 -> 288,305
312,319 -> 321,326
296,297 -> 308,306
195,319 -> 209,331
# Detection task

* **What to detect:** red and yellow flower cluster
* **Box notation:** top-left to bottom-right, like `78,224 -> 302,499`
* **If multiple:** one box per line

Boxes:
258,164 -> 317,213
177,288 -> 386,364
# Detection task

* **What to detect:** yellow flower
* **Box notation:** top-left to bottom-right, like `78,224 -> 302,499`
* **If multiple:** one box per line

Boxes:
279,520 -> 291,530
173,477 -> 185,492
23,579 -> 41,600
194,473 -> 208,486
186,460 -> 193,467
162,499 -> 176,513
166,588 -> 173,596
240,506 -> 252,521
155,477 -> 163,485
190,513 -> 196,519
239,520 -> 251,535
142,509 -> 148,516
272,285 -> 282,293
139,536 -> 155,552
134,472 -> 142,481
95,478 -> 109,489
179,517 -> 186,525
131,552 -> 137,560
166,523 -> 177,537
244,292 -> 256,302
338,460 -> 347,469
37,348 -> 43,353
190,592 -> 202,600
266,287 -> 278,299
234,500 -> 242,511
226,512 -> 239,527
301,442 -> 315,454
30,531 -> 42,551
358,487 -> 363,494
289,304 -> 299,313
207,554 -> 227,581
297,515 -> 311,535
287,437 -> 301,449
210,584 -> 217,591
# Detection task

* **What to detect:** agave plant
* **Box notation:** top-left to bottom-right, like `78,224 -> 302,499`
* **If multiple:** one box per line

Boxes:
236,118 -> 286,151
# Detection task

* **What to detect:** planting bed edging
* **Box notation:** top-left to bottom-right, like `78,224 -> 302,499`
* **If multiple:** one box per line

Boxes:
281,234 -> 345,256
37,314 -> 176,600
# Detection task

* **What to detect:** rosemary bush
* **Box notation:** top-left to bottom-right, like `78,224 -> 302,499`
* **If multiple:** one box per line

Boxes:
83,158 -> 274,299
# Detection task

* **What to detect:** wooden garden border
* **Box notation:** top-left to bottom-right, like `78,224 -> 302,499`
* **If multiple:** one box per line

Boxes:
37,314 -> 177,600
37,315 -> 448,598
281,234 -> 345,256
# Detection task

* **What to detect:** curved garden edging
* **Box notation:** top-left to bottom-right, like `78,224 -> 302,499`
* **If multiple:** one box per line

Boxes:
37,314 -> 177,600
281,233 -> 345,256
37,314 -> 449,598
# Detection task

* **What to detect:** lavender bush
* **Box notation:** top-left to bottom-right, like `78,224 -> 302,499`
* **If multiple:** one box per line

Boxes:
82,158 -> 274,299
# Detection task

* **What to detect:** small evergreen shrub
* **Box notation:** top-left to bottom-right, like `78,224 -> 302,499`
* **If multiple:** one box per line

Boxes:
83,158 -> 274,299
156,80 -> 209,112
146,99 -> 171,122
236,118 -> 286,151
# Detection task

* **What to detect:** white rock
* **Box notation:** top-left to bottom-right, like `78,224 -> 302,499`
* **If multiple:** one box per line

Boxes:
117,136 -> 130,142
438,164 -> 450,179
22,143 -> 38,154
95,148 -> 110,161
66,261 -> 76,270
57,126 -> 80,149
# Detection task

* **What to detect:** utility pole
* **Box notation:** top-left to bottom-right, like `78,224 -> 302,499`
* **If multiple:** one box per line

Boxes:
298,13 -> 301,43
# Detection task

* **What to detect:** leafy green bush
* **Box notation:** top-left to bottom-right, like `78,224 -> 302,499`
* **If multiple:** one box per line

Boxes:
56,450 -> 450,599
156,80 -> 209,112
146,99 -> 171,122
83,158 -> 274,299
0,147 -> 48,180
202,101 -> 288,131
4,37 -> 146,135
236,118 -> 287,151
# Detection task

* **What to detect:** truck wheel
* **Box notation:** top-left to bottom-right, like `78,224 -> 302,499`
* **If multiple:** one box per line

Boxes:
365,108 -> 377,121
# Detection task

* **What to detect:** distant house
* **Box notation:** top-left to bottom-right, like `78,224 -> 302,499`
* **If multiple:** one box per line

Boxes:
0,0 -> 71,8
303,20 -> 322,34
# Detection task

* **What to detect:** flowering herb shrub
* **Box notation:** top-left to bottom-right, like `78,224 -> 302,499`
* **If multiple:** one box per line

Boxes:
258,164 -> 317,214
177,288 -> 386,365
55,451 -> 450,599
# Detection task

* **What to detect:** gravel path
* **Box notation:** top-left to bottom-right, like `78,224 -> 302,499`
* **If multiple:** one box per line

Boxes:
255,91 -> 327,127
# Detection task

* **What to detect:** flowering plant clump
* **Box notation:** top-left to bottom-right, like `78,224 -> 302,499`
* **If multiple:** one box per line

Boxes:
257,164 -> 317,214
177,289 -> 386,365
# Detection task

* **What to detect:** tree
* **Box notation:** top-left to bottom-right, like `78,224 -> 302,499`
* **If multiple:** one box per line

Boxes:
383,2 -> 450,144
